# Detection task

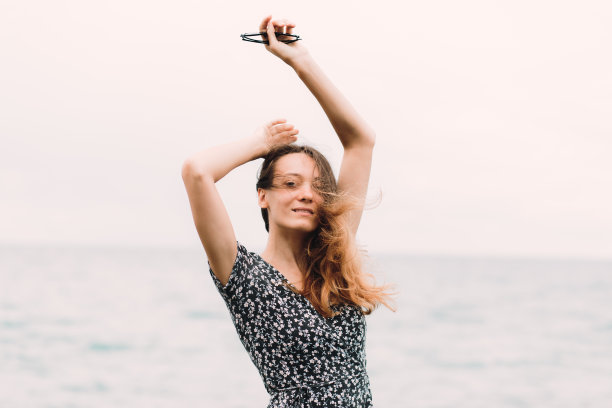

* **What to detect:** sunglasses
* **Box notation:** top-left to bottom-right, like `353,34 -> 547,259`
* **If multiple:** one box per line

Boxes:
240,31 -> 302,45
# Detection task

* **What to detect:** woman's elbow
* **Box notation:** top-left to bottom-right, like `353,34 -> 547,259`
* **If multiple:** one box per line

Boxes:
182,158 -> 203,181
355,130 -> 376,150
364,131 -> 376,148
341,129 -> 376,150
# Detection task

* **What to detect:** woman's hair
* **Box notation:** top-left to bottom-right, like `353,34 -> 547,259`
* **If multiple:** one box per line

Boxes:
257,144 -> 396,318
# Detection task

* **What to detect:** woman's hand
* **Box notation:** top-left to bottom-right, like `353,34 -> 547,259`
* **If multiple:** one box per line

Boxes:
259,15 -> 310,66
253,118 -> 299,157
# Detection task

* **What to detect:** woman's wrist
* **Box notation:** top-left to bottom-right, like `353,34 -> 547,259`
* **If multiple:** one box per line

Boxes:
285,50 -> 313,70
244,134 -> 269,161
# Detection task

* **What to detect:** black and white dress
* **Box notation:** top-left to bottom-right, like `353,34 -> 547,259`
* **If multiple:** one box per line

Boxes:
209,241 -> 373,408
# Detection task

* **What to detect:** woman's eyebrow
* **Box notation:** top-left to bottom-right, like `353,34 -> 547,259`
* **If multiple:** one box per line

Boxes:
275,173 -> 304,178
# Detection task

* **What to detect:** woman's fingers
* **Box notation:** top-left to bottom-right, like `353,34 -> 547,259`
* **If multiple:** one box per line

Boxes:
286,22 -> 295,35
272,19 -> 295,37
257,119 -> 298,154
274,19 -> 296,43
275,19 -> 294,30
270,122 -> 299,142
266,19 -> 279,46
267,118 -> 287,128
282,128 -> 299,141
259,15 -> 274,46
272,123 -> 294,134
258,16 -> 306,64
272,20 -> 286,34
261,16 -> 299,53
259,15 -> 272,33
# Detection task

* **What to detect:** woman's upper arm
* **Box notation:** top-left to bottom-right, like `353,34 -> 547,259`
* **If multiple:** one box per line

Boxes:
182,161 -> 237,286
336,139 -> 375,236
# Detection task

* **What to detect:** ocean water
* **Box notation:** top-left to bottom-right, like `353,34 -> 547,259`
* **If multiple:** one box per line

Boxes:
1,245 -> 611,408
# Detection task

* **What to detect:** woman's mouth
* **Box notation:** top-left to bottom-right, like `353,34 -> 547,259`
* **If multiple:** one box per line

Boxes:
292,208 -> 314,215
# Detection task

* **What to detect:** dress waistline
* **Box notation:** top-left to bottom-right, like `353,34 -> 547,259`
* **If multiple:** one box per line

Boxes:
271,372 -> 367,407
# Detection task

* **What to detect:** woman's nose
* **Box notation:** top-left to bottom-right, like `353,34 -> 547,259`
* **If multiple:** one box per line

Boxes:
297,183 -> 314,201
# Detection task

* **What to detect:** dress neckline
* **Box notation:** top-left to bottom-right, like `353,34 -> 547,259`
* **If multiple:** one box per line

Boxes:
255,252 -> 338,320
256,253 -> 304,291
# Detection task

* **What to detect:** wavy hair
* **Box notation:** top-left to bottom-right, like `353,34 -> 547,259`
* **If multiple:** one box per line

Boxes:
256,144 -> 396,318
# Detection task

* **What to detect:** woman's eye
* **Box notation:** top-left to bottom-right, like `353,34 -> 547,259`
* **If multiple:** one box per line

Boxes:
285,181 -> 296,187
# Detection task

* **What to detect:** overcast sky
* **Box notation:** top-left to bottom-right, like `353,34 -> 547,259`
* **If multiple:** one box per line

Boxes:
1,0 -> 611,259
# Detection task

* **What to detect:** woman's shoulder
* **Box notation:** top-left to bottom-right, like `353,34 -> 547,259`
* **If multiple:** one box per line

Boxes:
210,241 -> 277,294
229,240 -> 264,275
235,241 -> 269,266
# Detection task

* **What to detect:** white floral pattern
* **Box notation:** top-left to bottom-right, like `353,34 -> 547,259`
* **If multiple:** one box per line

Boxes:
209,241 -> 373,407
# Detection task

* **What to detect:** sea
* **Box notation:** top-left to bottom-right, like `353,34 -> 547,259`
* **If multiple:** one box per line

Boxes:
1,244 -> 611,408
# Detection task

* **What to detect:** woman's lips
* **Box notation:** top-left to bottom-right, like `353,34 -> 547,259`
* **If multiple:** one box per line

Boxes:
292,208 -> 314,215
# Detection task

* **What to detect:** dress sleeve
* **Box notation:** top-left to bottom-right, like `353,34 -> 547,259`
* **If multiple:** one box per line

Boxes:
208,241 -> 249,300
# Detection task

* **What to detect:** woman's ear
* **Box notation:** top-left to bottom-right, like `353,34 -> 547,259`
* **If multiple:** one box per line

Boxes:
257,188 -> 268,209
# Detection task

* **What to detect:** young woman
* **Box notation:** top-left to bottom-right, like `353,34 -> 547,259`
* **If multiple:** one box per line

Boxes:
182,15 -> 394,408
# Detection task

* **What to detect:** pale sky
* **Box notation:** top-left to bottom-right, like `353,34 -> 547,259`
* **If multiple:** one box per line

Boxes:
1,0 -> 611,259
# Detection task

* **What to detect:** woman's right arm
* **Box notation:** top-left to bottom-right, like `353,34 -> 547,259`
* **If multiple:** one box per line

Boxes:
181,119 -> 298,285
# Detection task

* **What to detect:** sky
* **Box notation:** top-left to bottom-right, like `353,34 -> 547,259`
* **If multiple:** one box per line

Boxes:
1,0 -> 611,259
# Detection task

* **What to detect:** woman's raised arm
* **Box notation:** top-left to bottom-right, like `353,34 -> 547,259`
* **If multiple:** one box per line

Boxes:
182,119 -> 298,285
261,16 -> 376,235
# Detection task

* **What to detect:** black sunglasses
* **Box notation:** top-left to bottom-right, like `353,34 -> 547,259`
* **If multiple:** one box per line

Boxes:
240,31 -> 302,45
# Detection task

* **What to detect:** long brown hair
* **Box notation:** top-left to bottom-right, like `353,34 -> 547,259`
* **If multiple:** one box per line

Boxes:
257,144 -> 396,318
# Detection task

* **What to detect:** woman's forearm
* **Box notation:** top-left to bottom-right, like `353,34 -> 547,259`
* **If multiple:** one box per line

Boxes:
182,119 -> 299,182
290,54 -> 376,148
182,135 -> 265,183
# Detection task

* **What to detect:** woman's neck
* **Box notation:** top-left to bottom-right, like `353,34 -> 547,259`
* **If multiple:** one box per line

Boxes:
261,228 -> 310,283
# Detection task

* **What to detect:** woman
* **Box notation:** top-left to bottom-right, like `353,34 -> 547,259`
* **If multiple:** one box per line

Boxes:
182,15 -> 394,408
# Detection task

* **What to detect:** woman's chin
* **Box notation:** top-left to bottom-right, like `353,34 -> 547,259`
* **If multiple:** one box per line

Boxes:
275,221 -> 319,234
293,223 -> 319,233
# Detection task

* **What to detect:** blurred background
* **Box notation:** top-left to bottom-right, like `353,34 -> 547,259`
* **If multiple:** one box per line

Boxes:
1,0 -> 611,407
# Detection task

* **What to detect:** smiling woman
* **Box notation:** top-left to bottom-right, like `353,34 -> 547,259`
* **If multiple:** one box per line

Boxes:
260,153 -> 322,234
256,145 -> 333,235
181,14 -> 395,408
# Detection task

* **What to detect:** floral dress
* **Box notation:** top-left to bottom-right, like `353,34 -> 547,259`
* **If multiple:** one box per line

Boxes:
209,241 -> 373,408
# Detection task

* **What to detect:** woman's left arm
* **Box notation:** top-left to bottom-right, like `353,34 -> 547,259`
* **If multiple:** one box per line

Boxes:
262,16 -> 376,235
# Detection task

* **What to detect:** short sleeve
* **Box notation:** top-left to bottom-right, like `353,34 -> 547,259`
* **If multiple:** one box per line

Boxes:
208,241 -> 249,300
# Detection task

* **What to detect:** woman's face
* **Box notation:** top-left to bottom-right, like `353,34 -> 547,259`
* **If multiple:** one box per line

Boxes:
258,153 -> 323,234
